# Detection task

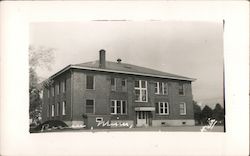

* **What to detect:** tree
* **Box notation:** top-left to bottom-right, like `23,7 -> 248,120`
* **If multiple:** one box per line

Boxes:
193,101 -> 202,125
29,45 -> 55,125
212,103 -> 225,125
200,105 -> 213,125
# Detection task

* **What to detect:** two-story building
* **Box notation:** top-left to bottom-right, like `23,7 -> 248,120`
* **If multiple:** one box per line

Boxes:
42,49 -> 196,128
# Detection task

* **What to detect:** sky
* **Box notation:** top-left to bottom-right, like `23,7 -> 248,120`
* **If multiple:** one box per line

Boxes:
30,21 -> 224,108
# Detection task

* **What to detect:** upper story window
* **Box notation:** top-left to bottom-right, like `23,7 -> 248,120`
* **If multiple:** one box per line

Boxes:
86,75 -> 94,90
62,101 -> 66,115
111,100 -> 127,115
134,80 -> 148,102
61,80 -> 66,93
178,83 -> 185,96
47,88 -> 50,98
56,83 -> 60,95
121,78 -> 127,92
154,82 -> 168,95
111,78 -> 116,91
51,86 -> 55,97
180,102 -> 186,115
86,99 -> 94,114
155,102 -> 169,115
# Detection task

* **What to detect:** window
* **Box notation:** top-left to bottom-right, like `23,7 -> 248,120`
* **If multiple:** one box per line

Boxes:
134,80 -> 148,102
47,106 -> 50,117
117,101 -> 121,114
96,117 -> 103,122
111,78 -> 116,91
86,75 -> 94,89
110,100 -> 127,115
154,82 -> 168,95
56,83 -> 60,95
51,86 -> 55,97
47,89 -> 50,98
62,101 -> 66,115
121,78 -> 127,92
178,83 -> 185,95
86,99 -> 94,114
155,102 -> 169,115
56,102 -> 60,116
51,104 -> 55,117
61,80 -> 66,93
180,102 -> 186,115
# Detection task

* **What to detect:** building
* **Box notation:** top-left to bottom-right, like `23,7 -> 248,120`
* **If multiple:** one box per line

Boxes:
42,50 -> 196,128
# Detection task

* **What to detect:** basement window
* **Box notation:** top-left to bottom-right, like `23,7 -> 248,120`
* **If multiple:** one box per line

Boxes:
96,117 -> 103,122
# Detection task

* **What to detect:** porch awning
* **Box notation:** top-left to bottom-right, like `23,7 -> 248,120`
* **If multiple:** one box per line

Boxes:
134,107 -> 155,111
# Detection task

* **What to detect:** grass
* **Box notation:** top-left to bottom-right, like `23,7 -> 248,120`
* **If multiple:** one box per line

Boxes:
33,125 -> 225,133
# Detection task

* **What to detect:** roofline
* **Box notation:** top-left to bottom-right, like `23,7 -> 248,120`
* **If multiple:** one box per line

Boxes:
49,64 -> 195,81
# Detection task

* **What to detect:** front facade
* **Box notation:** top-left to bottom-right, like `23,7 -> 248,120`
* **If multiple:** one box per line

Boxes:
42,50 -> 195,128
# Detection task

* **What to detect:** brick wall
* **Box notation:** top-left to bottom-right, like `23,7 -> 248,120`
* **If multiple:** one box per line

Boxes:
42,69 -> 194,126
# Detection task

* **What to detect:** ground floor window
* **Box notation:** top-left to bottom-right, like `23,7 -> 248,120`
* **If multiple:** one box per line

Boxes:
47,106 -> 50,117
86,99 -> 94,114
155,102 -> 169,115
51,104 -> 55,117
180,102 -> 186,115
111,100 -> 127,115
62,101 -> 66,115
56,102 -> 60,116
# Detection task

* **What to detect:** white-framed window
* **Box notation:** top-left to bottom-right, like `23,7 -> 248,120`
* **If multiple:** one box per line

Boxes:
56,102 -> 60,116
178,83 -> 185,96
121,78 -> 127,92
51,86 -> 55,97
56,83 -> 60,95
111,77 -> 116,91
47,88 -> 50,98
62,101 -> 66,115
154,82 -> 168,95
155,102 -> 169,115
61,80 -> 66,93
111,100 -> 127,115
51,104 -> 55,117
180,102 -> 186,115
134,80 -> 148,102
86,75 -> 94,90
86,99 -> 95,114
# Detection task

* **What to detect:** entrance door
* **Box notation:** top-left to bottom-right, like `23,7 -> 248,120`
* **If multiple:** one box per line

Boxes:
136,111 -> 149,127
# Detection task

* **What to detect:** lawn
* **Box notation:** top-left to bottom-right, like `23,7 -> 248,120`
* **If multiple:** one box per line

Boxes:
37,126 -> 225,133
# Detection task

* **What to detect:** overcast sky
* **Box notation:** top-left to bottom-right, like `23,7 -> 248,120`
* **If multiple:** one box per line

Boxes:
30,21 -> 224,108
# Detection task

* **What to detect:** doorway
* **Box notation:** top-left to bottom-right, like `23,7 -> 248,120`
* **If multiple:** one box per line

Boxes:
136,111 -> 149,127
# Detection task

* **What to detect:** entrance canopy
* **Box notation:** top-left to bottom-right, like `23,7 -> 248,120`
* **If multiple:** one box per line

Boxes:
134,107 -> 155,111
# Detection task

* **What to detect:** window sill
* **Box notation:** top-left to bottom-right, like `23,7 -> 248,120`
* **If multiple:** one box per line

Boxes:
155,93 -> 168,95
156,114 -> 169,116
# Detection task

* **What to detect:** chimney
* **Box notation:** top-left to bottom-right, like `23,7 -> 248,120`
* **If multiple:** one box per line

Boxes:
99,49 -> 106,68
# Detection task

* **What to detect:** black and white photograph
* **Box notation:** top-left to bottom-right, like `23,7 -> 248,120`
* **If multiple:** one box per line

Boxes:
29,21 -> 225,133
1,1 -> 249,156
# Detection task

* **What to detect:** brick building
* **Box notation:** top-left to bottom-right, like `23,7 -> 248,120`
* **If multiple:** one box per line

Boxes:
42,50 -> 196,128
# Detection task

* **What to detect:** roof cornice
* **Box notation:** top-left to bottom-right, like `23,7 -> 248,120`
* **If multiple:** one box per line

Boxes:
49,64 -> 196,82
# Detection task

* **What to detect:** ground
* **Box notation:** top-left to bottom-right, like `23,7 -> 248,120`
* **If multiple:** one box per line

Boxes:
38,126 -> 224,133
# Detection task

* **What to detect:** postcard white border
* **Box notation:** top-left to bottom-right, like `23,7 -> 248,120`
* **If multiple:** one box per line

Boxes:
0,1 -> 249,156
